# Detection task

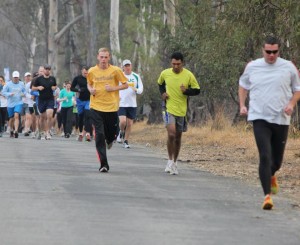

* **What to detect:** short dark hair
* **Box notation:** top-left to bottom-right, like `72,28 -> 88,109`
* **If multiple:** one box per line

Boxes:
81,65 -> 89,70
263,36 -> 281,47
171,52 -> 184,61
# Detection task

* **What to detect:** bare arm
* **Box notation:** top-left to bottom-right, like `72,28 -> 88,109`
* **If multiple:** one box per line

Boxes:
284,91 -> 300,116
238,86 -> 248,116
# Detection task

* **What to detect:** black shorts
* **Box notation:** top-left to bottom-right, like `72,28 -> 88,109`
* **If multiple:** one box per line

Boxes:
38,99 -> 55,113
118,107 -> 137,120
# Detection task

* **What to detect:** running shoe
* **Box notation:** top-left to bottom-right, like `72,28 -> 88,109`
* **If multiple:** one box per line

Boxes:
37,132 -> 42,140
78,134 -> 83,142
124,140 -> 130,149
262,194 -> 273,210
164,160 -> 173,173
14,132 -> 19,138
45,133 -> 51,140
271,176 -> 279,195
99,166 -> 109,173
116,131 -> 124,143
170,162 -> 179,175
86,134 -> 91,142
106,141 -> 113,150
10,131 -> 14,138
24,131 -> 30,136
65,133 -> 70,138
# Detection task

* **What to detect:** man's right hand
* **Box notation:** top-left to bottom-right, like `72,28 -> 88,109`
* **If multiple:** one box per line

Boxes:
162,92 -> 169,100
240,106 -> 248,116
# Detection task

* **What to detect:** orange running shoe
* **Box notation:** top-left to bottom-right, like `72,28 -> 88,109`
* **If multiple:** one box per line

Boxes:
262,194 -> 273,210
271,176 -> 279,195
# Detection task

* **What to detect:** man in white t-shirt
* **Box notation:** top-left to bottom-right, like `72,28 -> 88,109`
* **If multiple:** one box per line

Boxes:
23,72 -> 35,136
116,59 -> 143,148
239,35 -> 300,210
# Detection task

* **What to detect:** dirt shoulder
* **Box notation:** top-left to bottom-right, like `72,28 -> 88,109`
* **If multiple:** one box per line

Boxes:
130,121 -> 300,208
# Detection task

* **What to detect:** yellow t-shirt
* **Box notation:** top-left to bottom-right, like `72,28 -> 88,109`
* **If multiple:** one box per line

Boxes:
157,68 -> 200,117
87,64 -> 128,112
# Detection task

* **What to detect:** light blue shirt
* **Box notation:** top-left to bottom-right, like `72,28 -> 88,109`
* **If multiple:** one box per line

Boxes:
1,81 -> 25,107
239,57 -> 300,125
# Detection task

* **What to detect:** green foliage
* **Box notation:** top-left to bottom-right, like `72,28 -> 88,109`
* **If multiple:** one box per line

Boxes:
158,0 -> 300,118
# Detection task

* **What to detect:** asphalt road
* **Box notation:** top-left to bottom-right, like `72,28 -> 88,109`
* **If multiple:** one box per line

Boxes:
0,134 -> 299,245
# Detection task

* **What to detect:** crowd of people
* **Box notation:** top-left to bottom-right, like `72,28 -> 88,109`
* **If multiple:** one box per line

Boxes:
1,36 -> 299,210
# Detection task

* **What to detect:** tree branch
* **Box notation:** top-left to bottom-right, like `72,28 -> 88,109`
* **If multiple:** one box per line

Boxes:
54,14 -> 83,43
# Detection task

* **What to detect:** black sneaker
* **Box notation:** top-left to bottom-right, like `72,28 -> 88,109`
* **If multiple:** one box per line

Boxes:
10,131 -> 14,138
106,141 -> 113,150
24,131 -> 30,136
99,167 -> 108,173
14,132 -> 19,138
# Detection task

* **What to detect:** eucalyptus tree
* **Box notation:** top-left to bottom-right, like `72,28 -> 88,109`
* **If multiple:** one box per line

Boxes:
110,0 -> 121,65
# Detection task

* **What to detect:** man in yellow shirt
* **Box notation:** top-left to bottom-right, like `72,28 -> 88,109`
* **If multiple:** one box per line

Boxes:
87,47 -> 128,172
158,52 -> 200,175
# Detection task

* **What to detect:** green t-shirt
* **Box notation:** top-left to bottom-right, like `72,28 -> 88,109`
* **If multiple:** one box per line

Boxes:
157,68 -> 200,117
59,89 -> 75,108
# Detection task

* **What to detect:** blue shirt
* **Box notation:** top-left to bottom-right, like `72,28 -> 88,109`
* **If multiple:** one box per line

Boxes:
2,81 -> 25,107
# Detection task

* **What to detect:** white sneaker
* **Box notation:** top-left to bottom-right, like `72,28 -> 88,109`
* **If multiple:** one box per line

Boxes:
170,161 -> 179,175
124,140 -> 130,148
116,131 -> 123,143
165,160 -> 173,173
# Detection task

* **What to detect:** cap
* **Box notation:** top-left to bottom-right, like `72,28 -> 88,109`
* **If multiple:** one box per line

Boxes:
44,64 -> 51,69
122,59 -> 131,66
24,72 -> 31,77
12,71 -> 20,78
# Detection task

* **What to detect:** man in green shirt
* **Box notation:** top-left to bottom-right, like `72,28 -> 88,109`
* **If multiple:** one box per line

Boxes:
158,52 -> 200,175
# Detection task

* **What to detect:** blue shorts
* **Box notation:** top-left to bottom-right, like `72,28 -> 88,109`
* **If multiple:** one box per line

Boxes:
7,104 -> 23,118
76,99 -> 90,115
38,99 -> 55,113
118,107 -> 137,120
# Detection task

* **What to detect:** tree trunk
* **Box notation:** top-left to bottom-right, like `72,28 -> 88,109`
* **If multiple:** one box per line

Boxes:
80,0 -> 97,66
67,3 -> 81,78
48,0 -> 58,75
110,0 -> 121,65
163,0 -> 176,36
48,0 -> 83,77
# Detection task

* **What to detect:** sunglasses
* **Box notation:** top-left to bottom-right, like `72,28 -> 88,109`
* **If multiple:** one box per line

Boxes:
265,50 -> 278,55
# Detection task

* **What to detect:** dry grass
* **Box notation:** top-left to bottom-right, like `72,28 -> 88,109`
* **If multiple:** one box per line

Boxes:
131,118 -> 300,207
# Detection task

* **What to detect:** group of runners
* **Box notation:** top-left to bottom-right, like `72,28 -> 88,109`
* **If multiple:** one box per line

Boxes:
1,36 -> 299,210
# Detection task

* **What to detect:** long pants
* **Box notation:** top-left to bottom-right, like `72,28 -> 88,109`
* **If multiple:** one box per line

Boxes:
61,106 -> 73,135
0,107 -> 5,132
253,120 -> 289,195
90,109 -> 118,168
79,110 -> 92,134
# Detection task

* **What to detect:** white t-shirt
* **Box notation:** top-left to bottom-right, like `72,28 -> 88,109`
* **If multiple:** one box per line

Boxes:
119,72 -> 143,107
0,94 -> 7,107
23,81 -> 35,107
239,57 -> 300,125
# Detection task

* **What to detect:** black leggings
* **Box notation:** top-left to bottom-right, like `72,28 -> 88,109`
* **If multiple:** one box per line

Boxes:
90,109 -> 118,168
253,120 -> 289,195
0,107 -> 7,131
78,110 -> 92,134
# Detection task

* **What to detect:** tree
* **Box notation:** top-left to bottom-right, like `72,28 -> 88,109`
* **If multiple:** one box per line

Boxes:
48,0 -> 83,76
110,0 -> 121,65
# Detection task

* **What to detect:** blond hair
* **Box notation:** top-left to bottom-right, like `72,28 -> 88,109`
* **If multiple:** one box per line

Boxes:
98,47 -> 110,54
